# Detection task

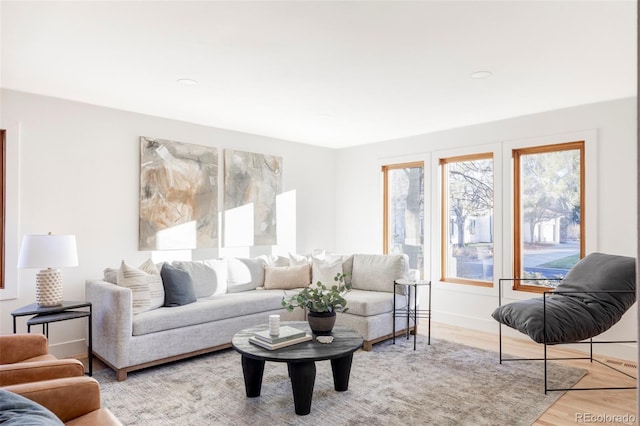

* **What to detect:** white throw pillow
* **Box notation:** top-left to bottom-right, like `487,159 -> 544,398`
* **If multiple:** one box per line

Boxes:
139,258 -> 160,275
263,264 -> 311,290
226,257 -> 265,293
312,248 -> 327,259
103,268 -> 118,284
172,259 -> 227,298
289,252 -> 310,267
341,254 -> 354,285
350,254 -> 409,293
256,254 -> 290,267
312,255 -> 344,286
117,260 -> 164,314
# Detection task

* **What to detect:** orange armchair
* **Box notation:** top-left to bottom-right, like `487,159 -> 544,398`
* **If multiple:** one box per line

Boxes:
3,376 -> 121,425
0,334 -> 85,386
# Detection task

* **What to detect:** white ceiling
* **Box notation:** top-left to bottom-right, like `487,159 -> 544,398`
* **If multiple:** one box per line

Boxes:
1,1 -> 636,149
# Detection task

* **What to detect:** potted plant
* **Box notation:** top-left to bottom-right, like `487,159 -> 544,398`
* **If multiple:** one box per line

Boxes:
281,273 -> 351,335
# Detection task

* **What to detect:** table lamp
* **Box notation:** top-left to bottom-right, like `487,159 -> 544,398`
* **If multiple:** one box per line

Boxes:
17,233 -> 79,306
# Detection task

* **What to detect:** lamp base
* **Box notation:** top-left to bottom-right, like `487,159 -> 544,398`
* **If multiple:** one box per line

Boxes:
36,268 -> 63,306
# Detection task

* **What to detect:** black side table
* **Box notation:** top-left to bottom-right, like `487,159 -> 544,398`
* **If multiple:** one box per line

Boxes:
11,301 -> 93,376
393,279 -> 431,350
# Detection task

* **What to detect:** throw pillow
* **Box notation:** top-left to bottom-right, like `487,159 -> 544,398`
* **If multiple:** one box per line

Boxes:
341,254 -> 354,285
0,389 -> 64,426
139,258 -> 159,275
256,254 -> 290,267
103,267 -> 118,284
312,255 -> 344,286
289,252 -> 310,266
263,264 -> 311,290
172,259 -> 227,297
351,254 -> 409,293
161,263 -> 197,307
226,257 -> 265,293
117,260 -> 164,314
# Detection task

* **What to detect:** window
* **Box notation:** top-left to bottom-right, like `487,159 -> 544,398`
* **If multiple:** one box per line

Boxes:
513,141 -> 584,291
440,154 -> 494,286
382,162 -> 424,278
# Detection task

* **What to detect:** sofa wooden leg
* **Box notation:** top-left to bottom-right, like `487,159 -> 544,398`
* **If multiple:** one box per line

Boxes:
362,341 -> 373,351
116,369 -> 127,381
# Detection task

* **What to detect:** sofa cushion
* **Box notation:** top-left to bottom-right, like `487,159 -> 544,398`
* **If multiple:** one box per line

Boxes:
226,258 -> 265,293
172,259 -> 227,298
351,254 -> 409,293
342,289 -> 408,317
264,264 -> 311,289
116,260 -> 164,314
312,255 -> 344,286
132,290 -> 292,336
161,263 -> 197,307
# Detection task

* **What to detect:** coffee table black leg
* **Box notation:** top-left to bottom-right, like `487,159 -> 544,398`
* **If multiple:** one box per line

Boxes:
241,356 -> 265,397
330,354 -> 354,391
288,361 -> 316,415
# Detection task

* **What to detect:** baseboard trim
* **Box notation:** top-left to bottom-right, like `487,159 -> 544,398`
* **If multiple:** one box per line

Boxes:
48,339 -> 87,359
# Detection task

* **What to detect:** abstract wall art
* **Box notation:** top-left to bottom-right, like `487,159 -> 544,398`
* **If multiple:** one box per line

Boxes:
224,149 -> 282,246
139,137 -> 218,250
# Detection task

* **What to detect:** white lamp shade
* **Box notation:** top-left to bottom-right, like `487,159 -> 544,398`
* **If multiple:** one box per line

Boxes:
17,234 -> 79,269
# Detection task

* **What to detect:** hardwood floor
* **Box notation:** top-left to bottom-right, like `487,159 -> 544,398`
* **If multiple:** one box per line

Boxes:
425,322 -> 637,425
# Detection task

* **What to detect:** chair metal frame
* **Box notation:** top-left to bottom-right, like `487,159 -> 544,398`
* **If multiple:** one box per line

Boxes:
497,278 -> 636,394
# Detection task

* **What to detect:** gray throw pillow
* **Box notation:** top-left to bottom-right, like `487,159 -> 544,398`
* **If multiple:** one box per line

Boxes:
0,389 -> 64,425
161,263 -> 197,307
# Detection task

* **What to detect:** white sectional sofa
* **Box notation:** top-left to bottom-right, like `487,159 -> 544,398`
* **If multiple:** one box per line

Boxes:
86,253 -> 411,380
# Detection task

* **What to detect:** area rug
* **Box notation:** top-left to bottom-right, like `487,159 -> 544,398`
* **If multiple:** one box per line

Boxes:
95,337 -> 585,426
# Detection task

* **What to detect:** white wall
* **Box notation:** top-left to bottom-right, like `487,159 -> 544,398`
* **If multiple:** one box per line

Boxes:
0,89 -> 337,356
335,97 -> 637,360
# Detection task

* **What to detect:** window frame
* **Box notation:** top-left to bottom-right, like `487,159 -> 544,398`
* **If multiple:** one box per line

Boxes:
382,161 -> 424,274
439,152 -> 494,287
512,141 -> 585,292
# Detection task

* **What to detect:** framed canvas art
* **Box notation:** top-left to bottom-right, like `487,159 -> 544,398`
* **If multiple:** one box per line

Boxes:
224,149 -> 282,246
139,137 -> 218,250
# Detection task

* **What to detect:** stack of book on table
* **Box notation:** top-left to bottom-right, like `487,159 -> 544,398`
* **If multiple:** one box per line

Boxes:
249,325 -> 312,350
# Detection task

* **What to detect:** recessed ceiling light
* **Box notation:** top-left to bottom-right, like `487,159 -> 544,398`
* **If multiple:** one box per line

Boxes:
470,71 -> 492,79
177,78 -> 198,86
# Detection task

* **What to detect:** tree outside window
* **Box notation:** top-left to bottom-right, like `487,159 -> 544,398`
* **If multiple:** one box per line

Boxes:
382,162 -> 424,279
440,154 -> 494,286
513,141 -> 584,291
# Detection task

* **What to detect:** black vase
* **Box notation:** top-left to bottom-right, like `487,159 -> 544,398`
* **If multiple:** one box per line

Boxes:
307,311 -> 337,335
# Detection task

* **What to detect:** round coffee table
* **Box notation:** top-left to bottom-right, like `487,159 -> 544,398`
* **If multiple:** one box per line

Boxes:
231,321 -> 363,415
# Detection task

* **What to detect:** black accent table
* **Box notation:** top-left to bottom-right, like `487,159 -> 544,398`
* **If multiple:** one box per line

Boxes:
231,321 -> 363,416
393,279 -> 432,350
11,301 -> 93,376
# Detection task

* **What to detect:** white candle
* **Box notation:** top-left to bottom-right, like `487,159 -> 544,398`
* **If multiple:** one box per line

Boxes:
269,314 -> 280,336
